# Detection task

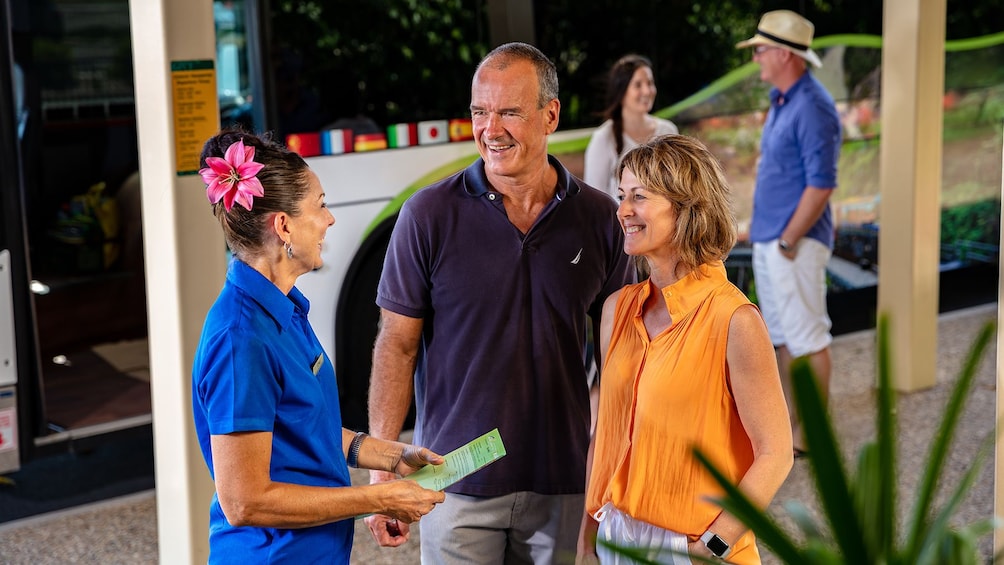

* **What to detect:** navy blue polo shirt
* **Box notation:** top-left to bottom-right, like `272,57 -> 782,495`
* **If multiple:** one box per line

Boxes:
377,156 -> 633,496
750,71 -> 841,247
193,259 -> 353,563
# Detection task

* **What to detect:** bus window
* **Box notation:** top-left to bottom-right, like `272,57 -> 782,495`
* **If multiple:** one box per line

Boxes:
214,0 -> 256,131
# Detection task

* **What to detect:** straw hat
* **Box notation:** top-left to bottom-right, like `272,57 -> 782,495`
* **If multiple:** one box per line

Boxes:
736,10 -> 822,68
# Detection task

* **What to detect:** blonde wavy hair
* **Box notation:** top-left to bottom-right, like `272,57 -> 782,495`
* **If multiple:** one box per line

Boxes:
617,134 -> 737,274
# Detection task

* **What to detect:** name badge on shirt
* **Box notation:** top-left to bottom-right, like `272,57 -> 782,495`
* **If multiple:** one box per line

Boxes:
311,354 -> 324,375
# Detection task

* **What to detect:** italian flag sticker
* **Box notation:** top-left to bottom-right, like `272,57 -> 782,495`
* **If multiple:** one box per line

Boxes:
387,123 -> 419,148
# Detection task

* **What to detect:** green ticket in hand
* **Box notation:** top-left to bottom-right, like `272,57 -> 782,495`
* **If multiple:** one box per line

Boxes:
406,428 -> 507,491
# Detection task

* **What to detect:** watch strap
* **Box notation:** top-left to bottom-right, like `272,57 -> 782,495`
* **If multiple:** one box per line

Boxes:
347,431 -> 367,468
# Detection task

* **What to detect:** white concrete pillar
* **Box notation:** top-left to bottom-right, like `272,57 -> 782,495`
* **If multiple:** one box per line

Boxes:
128,0 -> 224,562
877,0 -> 945,390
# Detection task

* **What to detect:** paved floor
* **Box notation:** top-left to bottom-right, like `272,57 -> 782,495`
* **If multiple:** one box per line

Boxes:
0,303 -> 997,564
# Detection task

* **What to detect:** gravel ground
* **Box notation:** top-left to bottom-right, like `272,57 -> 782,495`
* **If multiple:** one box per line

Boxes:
762,304 -> 998,563
0,304 -> 996,564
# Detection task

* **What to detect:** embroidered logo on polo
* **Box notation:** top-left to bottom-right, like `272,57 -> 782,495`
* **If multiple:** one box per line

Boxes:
570,248 -> 583,265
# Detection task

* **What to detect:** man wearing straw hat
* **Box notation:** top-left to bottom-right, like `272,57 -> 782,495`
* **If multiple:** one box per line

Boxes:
737,10 -> 841,459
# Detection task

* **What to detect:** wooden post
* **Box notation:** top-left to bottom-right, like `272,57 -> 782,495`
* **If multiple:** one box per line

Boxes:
877,0 -> 945,390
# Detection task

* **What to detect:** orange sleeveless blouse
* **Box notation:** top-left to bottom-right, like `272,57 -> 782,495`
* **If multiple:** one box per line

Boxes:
586,263 -> 761,564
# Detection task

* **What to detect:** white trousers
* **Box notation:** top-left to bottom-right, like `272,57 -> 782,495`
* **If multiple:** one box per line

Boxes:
594,503 -> 691,565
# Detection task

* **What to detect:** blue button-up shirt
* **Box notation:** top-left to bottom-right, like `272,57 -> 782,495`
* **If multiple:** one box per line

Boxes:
750,71 -> 841,247
193,258 -> 352,563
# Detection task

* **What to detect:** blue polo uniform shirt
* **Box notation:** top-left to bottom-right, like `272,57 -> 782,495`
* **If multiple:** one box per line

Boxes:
193,259 -> 352,564
377,156 -> 634,497
750,71 -> 841,248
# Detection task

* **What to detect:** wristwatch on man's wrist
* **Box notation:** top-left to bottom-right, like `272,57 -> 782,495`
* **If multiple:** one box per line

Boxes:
778,238 -> 793,252
700,530 -> 732,559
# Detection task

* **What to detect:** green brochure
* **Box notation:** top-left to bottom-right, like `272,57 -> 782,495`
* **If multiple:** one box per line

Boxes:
406,428 -> 507,491
354,429 -> 506,519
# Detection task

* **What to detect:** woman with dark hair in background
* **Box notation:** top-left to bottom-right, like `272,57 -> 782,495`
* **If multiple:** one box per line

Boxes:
584,54 -> 679,200
191,129 -> 444,564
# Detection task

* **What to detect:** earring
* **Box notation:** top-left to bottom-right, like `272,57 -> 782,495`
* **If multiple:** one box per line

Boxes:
283,241 -> 294,259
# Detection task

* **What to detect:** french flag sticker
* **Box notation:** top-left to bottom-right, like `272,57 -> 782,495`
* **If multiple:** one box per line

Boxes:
321,129 -> 354,155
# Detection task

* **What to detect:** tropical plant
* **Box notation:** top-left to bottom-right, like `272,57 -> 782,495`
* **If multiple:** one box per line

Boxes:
599,315 -> 998,564
697,316 -> 998,564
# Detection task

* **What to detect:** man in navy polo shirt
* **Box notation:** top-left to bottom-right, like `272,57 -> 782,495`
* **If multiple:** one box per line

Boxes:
365,42 -> 634,563
737,10 -> 842,458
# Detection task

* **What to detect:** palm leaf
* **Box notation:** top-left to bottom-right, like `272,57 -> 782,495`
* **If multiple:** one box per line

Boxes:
801,541 -> 845,565
915,431 -> 996,565
874,316 -> 897,559
782,499 -> 825,541
851,441 -> 885,555
594,540 -> 661,564
596,538 -> 723,565
903,320 -> 995,562
791,357 -> 871,563
693,449 -> 805,563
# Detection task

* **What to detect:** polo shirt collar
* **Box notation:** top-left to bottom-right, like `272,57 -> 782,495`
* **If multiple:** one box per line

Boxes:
636,262 -> 730,328
226,258 -> 309,331
464,155 -> 577,201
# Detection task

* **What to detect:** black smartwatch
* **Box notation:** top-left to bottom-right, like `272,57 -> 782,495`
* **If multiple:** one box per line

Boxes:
700,530 -> 731,559
778,238 -> 793,252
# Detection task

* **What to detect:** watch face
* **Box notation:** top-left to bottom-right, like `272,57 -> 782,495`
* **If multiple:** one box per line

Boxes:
707,535 -> 729,556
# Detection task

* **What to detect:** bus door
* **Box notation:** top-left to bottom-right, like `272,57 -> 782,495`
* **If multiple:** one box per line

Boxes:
1,0 -> 38,473
1,0 -> 151,469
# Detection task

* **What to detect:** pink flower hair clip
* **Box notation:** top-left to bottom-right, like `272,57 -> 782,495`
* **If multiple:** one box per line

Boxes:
199,139 -> 265,211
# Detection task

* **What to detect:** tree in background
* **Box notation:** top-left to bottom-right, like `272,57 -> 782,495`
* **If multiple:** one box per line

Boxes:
268,0 -> 1003,131
270,0 -> 490,128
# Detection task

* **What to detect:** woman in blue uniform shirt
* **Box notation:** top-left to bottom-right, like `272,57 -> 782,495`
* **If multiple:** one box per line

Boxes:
192,129 -> 445,563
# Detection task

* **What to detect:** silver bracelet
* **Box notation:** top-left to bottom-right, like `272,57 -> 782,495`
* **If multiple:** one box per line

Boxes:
347,431 -> 367,468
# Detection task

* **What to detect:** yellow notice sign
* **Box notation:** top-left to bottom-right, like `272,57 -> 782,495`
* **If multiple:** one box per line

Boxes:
171,60 -> 219,175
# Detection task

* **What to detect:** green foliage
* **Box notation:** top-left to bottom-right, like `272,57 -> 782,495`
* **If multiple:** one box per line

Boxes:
692,316 -> 998,564
946,46 -> 1004,90
941,199 -> 1001,246
534,0 -> 762,126
946,0 -> 1004,39
267,1 -> 1004,131
271,0 -> 490,126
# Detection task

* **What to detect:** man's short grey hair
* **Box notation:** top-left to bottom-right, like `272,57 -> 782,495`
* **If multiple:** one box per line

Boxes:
477,42 -> 559,108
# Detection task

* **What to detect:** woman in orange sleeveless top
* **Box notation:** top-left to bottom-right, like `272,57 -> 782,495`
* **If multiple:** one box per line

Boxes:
576,135 -> 793,564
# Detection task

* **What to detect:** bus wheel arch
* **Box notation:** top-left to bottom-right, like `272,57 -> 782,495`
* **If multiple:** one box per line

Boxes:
334,214 -> 416,432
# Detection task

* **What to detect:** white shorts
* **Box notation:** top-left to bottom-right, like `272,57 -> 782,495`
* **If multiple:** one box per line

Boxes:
752,238 -> 833,357
593,503 -> 690,565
